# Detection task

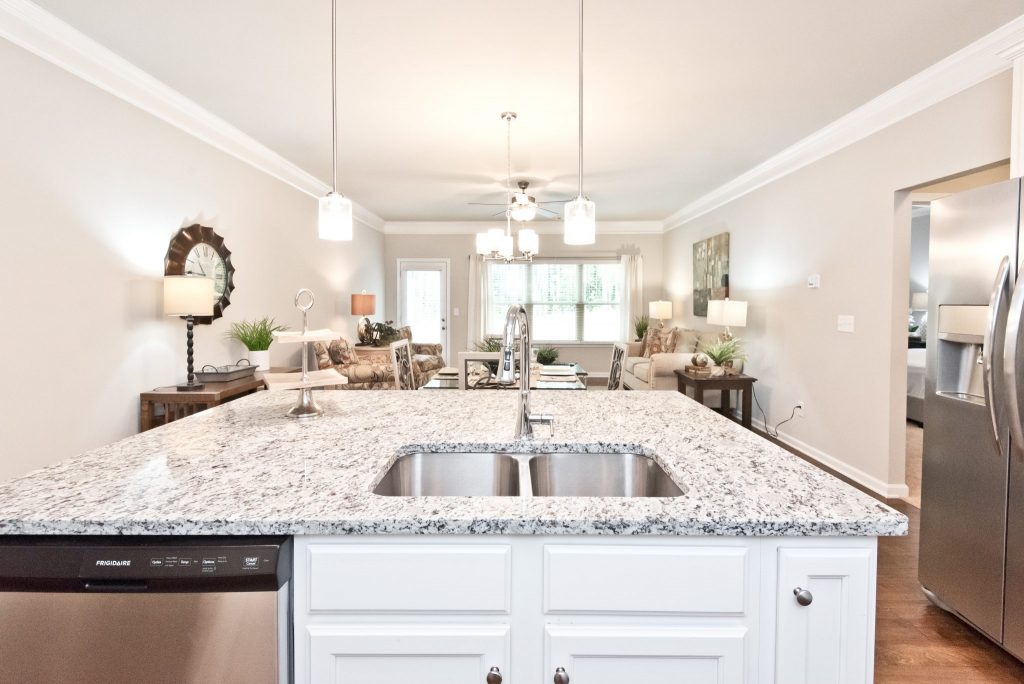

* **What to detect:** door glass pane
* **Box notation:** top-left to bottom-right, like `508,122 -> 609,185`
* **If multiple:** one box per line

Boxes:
404,270 -> 442,344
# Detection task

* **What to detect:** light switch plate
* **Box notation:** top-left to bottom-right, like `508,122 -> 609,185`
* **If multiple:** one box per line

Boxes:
837,315 -> 855,333
807,274 -> 821,289
453,307 -> 460,317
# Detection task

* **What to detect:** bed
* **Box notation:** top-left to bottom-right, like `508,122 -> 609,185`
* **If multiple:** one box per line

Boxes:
907,347 -> 926,424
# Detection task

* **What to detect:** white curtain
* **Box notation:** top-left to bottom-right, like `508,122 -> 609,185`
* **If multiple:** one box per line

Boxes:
621,254 -> 644,341
467,254 -> 488,349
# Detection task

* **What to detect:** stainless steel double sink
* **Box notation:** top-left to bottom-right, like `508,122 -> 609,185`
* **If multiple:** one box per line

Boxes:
373,450 -> 685,498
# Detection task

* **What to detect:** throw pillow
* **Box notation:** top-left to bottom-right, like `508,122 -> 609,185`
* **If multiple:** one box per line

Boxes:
327,338 -> 357,366
674,329 -> 700,354
643,326 -> 677,357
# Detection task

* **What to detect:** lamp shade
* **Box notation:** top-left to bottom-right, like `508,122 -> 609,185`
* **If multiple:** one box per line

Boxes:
518,228 -> 539,255
163,275 -> 214,317
351,293 -> 376,316
911,291 -> 929,311
563,196 -> 596,245
318,192 -> 354,241
707,299 -> 747,328
649,300 -> 672,321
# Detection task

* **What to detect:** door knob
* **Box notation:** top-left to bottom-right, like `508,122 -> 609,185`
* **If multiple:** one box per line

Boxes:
486,666 -> 502,684
793,587 -> 814,606
554,666 -> 570,684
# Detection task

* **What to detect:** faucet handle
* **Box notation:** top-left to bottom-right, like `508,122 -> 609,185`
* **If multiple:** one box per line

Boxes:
528,413 -> 555,438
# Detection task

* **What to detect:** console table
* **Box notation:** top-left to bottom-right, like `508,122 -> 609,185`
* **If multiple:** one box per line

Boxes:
139,368 -> 298,432
674,370 -> 757,429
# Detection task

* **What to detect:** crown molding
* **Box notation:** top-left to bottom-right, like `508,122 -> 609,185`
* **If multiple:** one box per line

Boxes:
0,0 -> 385,232
664,14 -> 1024,232
382,220 -> 665,236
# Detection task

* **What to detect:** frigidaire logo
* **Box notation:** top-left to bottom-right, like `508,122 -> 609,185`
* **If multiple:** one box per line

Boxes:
95,560 -> 131,567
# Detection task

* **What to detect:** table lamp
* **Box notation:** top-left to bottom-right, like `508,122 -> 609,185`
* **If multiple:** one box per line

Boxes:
351,291 -> 376,344
707,298 -> 747,340
911,292 -> 928,311
164,275 -> 214,391
649,301 -> 673,328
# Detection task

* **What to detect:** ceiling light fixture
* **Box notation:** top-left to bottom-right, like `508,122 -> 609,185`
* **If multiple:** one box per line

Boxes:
564,0 -> 596,246
476,112 -> 539,262
318,0 -> 353,241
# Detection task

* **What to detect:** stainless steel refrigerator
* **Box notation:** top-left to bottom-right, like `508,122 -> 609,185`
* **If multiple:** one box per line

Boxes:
920,177 -> 1024,659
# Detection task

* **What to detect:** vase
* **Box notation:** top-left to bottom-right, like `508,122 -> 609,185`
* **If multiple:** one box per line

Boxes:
248,349 -> 271,371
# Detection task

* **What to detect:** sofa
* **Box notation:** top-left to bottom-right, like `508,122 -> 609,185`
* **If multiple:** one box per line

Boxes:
312,327 -> 444,389
614,327 -> 742,407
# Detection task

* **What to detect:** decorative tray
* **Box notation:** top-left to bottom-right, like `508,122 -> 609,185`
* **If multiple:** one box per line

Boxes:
195,360 -> 257,383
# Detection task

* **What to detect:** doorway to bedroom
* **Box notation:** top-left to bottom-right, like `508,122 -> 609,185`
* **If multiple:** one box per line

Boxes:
899,161 -> 1011,510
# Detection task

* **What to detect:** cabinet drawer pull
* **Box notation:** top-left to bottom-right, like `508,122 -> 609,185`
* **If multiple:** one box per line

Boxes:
554,666 -> 570,684
486,666 -> 502,684
793,587 -> 814,606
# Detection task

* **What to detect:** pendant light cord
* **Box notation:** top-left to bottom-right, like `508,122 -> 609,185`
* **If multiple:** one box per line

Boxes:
506,114 -> 513,236
331,0 -> 338,194
577,0 -> 584,199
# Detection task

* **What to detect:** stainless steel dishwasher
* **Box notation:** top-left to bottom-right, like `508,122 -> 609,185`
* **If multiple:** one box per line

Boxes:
0,536 -> 292,684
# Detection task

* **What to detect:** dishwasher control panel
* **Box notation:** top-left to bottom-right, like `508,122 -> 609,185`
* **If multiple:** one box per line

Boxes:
80,546 -> 278,579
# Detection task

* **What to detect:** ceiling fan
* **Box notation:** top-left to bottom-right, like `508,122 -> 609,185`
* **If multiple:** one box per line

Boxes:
468,112 -> 572,221
469,180 -> 568,221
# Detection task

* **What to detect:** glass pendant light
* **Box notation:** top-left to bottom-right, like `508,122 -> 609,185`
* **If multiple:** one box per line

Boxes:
518,227 -> 539,255
318,0 -> 354,241
564,0 -> 596,245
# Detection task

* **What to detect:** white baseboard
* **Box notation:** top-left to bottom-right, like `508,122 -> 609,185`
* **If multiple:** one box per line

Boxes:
773,428 -> 910,500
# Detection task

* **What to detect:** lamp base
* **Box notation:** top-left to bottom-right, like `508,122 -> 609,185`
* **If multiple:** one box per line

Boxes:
177,382 -> 205,392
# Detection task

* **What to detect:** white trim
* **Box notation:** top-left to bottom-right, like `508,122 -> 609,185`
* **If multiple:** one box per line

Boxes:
0,0 -> 385,232
772,427 -> 910,499
664,14 -> 1024,231
383,220 -> 664,236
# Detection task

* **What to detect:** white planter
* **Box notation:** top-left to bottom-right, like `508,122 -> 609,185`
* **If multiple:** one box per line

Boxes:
248,349 -> 271,371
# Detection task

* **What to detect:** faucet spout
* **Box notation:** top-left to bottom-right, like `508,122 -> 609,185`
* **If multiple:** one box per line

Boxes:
498,304 -> 553,439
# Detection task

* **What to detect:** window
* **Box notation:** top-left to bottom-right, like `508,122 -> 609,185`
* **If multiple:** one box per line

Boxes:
485,259 -> 624,342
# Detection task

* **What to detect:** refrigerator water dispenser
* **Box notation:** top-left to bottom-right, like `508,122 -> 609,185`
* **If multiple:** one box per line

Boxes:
935,304 -> 988,404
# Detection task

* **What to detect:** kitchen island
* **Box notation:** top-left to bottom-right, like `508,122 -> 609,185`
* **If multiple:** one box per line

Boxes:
0,390 -> 905,683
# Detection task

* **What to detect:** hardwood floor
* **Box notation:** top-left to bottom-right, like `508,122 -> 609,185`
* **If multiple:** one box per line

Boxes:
753,426 -> 1024,681
875,500 -> 1024,682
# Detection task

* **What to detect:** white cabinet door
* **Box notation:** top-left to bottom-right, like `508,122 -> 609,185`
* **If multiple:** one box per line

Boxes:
307,624 -> 509,684
546,625 -> 745,684
775,548 -> 873,684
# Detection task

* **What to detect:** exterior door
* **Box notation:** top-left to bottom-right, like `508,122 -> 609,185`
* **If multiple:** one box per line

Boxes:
545,625 -> 745,684
775,548 -> 873,684
307,624 -> 508,684
398,259 -> 449,356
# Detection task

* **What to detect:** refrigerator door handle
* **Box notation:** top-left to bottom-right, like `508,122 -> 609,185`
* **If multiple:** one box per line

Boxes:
1003,257 -> 1024,455
986,256 -> 1013,455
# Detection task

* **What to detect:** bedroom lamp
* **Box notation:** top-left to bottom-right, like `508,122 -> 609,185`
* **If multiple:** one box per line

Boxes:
707,298 -> 747,340
164,275 -> 214,391
911,292 -> 929,311
649,301 -> 672,328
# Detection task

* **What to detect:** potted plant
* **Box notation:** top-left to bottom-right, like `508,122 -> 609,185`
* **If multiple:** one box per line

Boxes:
633,313 -> 650,342
368,320 -> 402,347
475,338 -> 504,376
226,317 -> 287,370
700,337 -> 747,376
536,346 -> 559,366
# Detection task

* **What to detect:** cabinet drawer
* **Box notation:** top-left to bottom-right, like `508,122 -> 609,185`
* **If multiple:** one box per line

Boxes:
544,545 -> 747,614
308,544 -> 511,613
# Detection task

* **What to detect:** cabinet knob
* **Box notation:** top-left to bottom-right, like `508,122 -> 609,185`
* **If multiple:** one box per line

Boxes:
793,587 -> 814,606
486,666 -> 502,684
554,666 -> 570,684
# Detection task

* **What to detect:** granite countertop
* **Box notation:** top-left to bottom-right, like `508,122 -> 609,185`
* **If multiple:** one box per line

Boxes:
0,391 -> 907,536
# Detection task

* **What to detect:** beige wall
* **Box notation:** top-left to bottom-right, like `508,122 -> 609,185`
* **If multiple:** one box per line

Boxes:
0,40 -> 384,482
383,231 -> 665,374
661,73 -> 1012,495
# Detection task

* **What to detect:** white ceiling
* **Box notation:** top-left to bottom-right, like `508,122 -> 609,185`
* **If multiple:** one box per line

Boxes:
34,0 -> 1024,221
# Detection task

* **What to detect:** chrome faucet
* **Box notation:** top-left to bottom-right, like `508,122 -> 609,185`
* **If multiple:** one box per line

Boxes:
497,304 -> 554,439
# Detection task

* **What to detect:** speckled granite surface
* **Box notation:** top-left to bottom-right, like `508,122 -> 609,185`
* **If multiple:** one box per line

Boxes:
0,391 -> 907,536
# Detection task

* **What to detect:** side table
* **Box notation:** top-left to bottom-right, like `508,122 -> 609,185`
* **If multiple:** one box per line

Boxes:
139,368 -> 298,432
674,370 -> 757,429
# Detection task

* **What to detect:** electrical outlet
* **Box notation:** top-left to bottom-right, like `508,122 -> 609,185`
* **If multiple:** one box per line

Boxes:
837,315 -> 855,333
796,401 -> 805,418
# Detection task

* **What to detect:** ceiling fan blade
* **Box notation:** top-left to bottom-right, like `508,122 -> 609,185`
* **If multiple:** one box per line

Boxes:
537,207 -> 561,216
491,210 -> 506,217
536,199 -> 573,205
468,202 -> 509,206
